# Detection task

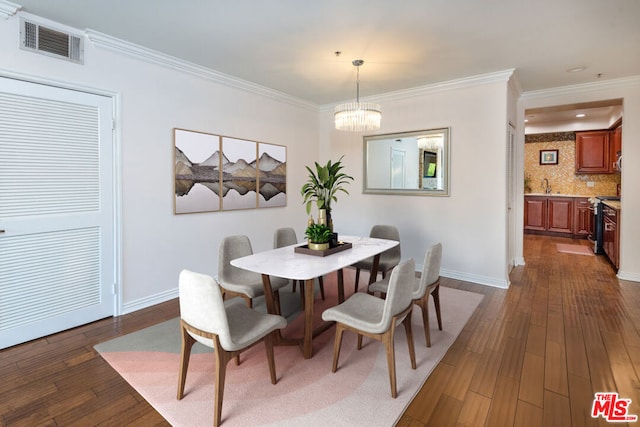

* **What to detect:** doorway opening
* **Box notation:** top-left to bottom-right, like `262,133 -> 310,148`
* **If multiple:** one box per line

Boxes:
522,99 -> 623,269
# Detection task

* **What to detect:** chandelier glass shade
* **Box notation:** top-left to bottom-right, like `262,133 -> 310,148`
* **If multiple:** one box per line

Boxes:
334,60 -> 381,132
334,102 -> 381,131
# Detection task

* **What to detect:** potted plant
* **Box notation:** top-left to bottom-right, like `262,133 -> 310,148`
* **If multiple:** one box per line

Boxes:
524,174 -> 532,193
304,223 -> 333,251
300,156 -> 354,230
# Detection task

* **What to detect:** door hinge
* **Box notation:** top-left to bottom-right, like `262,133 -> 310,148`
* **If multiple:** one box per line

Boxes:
111,119 -> 116,130
112,283 -> 117,294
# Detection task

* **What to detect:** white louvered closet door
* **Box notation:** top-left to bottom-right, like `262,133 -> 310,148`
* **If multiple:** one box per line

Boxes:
0,77 -> 115,349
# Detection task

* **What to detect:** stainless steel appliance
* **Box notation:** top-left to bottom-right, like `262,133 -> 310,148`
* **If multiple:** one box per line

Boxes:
591,195 -> 621,254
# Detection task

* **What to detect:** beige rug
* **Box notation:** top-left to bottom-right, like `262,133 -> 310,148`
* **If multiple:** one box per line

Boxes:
556,243 -> 594,256
95,285 -> 483,426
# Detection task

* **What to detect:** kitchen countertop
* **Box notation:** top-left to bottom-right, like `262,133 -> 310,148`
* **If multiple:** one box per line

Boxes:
525,193 -> 596,198
603,200 -> 621,210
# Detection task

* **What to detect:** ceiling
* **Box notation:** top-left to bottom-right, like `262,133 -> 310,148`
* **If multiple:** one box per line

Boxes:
525,100 -> 623,131
12,0 -> 640,106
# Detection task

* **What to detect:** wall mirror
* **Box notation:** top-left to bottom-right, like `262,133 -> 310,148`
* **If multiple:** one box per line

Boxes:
363,128 -> 450,196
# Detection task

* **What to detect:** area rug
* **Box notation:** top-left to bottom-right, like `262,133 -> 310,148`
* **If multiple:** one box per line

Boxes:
556,243 -> 594,256
95,284 -> 483,426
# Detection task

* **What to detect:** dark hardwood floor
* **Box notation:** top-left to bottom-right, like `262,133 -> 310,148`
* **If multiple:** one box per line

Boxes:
1,234 -> 638,426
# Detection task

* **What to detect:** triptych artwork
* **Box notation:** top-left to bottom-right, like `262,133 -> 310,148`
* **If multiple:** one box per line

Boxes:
174,128 -> 286,214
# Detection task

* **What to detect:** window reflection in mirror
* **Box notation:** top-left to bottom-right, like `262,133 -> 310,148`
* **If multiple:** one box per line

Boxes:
363,128 -> 450,196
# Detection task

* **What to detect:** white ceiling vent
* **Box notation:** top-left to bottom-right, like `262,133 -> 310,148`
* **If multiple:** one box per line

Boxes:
20,18 -> 84,64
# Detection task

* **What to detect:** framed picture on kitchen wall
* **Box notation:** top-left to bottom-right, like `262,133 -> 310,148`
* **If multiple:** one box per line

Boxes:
539,149 -> 558,165
173,128 -> 287,214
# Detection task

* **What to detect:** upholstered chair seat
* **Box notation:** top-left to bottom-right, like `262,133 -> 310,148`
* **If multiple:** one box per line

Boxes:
352,225 -> 401,292
218,235 -> 289,311
369,243 -> 443,347
322,258 -> 417,398
177,269 -> 287,426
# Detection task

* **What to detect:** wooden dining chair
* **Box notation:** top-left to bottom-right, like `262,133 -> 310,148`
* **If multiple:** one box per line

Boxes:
369,243 -> 443,347
352,225 -> 401,292
273,227 -> 325,301
217,234 -> 289,314
322,258 -> 416,398
177,269 -> 287,426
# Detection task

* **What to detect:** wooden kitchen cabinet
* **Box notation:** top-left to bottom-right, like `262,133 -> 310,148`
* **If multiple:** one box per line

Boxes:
610,125 -> 622,172
547,197 -> 574,234
523,196 -> 573,234
524,196 -> 547,231
573,197 -> 593,237
575,130 -> 610,173
602,204 -> 620,269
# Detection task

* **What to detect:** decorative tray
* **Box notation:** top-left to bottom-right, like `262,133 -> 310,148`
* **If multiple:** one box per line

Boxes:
294,242 -> 353,257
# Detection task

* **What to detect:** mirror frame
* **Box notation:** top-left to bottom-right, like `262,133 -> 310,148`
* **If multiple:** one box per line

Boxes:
363,128 -> 451,196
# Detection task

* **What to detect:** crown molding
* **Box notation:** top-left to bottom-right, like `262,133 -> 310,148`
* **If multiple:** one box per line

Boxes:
375,69 -> 515,103
320,69 -> 516,112
521,75 -> 640,100
0,0 -> 20,19
84,29 -> 318,112
508,70 -> 524,97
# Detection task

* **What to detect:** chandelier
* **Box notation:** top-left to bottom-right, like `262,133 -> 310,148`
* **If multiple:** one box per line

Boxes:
334,59 -> 381,132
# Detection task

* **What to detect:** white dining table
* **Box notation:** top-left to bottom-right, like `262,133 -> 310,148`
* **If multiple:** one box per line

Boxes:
231,235 -> 399,359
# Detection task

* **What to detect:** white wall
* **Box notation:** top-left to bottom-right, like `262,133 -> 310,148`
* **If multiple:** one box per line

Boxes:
2,11 -> 636,316
0,13 -> 319,312
320,78 -> 512,288
518,78 -> 640,282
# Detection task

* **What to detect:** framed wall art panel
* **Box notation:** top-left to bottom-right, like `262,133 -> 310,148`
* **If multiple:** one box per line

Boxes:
174,129 -> 221,214
258,142 -> 286,208
221,137 -> 258,211
174,129 -> 287,214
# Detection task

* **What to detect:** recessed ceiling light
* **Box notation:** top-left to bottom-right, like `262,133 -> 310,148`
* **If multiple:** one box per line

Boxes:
567,66 -> 586,73
576,113 -> 586,118
524,119 -> 529,123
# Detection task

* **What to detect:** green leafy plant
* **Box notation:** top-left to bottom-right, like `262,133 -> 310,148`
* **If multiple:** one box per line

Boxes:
301,156 -> 354,215
524,174 -> 532,193
304,223 -> 332,244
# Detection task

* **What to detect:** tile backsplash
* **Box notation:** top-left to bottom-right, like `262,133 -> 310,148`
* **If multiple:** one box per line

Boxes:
524,132 -> 620,196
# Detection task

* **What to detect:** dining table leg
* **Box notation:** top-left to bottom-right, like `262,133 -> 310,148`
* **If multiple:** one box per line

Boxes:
303,278 -> 315,359
260,274 -> 284,343
367,254 -> 381,292
337,268 -> 344,303
260,274 -> 277,314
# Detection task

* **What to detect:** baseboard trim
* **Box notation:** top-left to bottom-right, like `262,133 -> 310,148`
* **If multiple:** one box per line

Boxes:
440,268 -> 510,289
616,270 -> 640,283
121,265 -> 512,315
121,288 -> 179,315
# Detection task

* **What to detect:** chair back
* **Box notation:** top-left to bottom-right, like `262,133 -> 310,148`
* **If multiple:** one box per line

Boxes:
178,269 -> 233,349
274,227 -> 297,248
415,243 -> 442,298
218,235 -> 262,285
370,225 -> 401,265
380,258 -> 415,328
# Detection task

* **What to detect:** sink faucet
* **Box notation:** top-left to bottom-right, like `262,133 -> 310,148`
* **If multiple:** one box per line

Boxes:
542,178 -> 552,194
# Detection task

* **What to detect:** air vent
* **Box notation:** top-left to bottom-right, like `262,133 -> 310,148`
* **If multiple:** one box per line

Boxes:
20,18 -> 84,64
